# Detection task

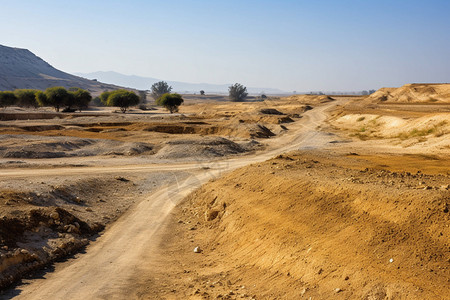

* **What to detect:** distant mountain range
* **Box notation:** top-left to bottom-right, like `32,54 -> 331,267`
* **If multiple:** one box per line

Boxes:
0,44 -> 122,94
75,71 -> 285,94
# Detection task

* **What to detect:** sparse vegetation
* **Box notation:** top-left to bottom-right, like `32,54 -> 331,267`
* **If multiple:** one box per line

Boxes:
14,89 -> 39,108
104,89 -> 140,113
70,88 -> 92,112
228,83 -> 248,102
0,91 -> 17,108
99,91 -> 112,105
151,81 -> 172,100
29,87 -> 93,112
156,93 -> 184,113
40,87 -> 72,112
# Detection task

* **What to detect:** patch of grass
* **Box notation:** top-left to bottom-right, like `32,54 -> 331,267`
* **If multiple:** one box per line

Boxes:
396,127 -> 437,140
350,132 -> 369,140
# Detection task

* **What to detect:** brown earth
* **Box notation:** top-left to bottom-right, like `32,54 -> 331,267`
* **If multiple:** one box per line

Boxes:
0,95 -> 320,292
0,92 -> 449,299
153,151 -> 449,299
367,83 -> 450,104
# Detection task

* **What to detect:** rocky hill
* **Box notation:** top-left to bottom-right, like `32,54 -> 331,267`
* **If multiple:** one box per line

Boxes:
0,45 -> 122,94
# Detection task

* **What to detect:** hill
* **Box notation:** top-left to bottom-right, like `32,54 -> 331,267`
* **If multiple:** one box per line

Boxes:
75,71 -> 285,94
0,45 -> 122,94
368,83 -> 450,103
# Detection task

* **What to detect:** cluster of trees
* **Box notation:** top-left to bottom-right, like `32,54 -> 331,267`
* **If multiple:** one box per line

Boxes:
1,80 -> 251,113
97,81 -> 184,114
150,81 -> 184,113
99,89 -> 140,113
0,87 -> 92,112
150,81 -> 250,103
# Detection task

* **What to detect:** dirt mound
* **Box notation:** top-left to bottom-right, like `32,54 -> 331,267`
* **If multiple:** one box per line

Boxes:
331,113 -> 450,150
170,152 -> 450,299
0,135 -> 154,158
369,84 -> 450,103
0,204 -> 103,289
154,137 -> 246,160
285,94 -> 335,104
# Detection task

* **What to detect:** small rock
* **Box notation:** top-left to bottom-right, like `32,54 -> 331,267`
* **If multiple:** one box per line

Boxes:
20,249 -> 29,255
389,258 -> 394,263
194,246 -> 202,253
335,288 -> 342,293
50,212 -> 60,220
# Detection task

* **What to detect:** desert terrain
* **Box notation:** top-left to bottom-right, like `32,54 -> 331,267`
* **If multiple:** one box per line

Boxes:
0,85 -> 449,299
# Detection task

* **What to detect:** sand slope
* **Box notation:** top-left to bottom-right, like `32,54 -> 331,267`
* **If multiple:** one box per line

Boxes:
369,83 -> 450,103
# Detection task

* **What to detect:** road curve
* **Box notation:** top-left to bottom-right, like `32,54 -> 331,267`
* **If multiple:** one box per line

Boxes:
5,101 -> 338,300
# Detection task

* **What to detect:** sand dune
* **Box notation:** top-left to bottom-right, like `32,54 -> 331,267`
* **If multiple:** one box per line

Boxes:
369,83 -> 450,103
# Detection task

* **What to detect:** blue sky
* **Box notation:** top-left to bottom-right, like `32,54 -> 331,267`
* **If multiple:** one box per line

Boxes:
1,0 -> 449,91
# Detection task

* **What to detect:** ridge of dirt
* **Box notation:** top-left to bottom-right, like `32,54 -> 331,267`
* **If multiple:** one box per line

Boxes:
150,151 -> 450,299
368,84 -> 450,104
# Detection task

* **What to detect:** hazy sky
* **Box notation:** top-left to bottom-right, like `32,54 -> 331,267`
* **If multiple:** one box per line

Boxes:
1,0 -> 449,92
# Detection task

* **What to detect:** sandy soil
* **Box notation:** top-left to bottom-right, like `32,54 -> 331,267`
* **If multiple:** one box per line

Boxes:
367,83 -> 450,104
160,151 -> 449,299
0,90 -> 449,299
0,95 -> 329,293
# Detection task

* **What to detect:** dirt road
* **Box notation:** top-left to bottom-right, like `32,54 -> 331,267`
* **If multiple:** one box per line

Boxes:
4,102 -> 337,299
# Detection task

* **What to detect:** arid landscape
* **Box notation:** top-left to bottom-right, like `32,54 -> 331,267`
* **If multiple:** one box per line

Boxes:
0,84 -> 449,299
1,1 -> 450,298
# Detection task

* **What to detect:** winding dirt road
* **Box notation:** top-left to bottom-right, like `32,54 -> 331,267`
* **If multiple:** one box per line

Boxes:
4,102 -> 337,299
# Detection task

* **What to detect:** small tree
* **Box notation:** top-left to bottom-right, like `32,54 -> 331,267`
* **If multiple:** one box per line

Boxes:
156,93 -> 184,113
0,91 -> 17,108
42,86 -> 71,112
228,83 -> 248,102
200,90 -> 205,95
106,89 -> 140,113
151,81 -> 172,99
70,88 -> 92,112
14,89 -> 38,108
